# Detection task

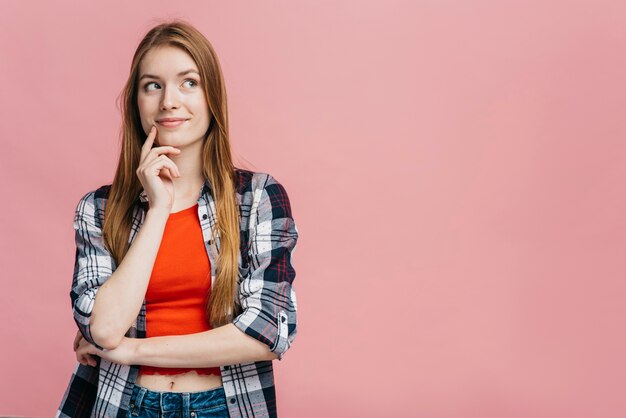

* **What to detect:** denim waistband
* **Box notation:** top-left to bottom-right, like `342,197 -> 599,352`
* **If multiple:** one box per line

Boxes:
130,383 -> 226,415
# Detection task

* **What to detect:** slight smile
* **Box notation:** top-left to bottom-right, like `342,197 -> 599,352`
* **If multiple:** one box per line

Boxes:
157,118 -> 189,128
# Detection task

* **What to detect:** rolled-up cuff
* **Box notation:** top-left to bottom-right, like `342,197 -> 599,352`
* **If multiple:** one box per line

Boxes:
232,309 -> 290,361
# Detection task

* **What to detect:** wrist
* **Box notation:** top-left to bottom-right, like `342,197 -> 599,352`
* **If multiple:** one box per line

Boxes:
147,207 -> 170,219
127,337 -> 142,366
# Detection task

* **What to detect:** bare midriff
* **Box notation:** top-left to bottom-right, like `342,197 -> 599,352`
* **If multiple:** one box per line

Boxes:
135,370 -> 223,392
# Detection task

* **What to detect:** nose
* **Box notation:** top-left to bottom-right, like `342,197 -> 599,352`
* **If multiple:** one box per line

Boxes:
160,84 -> 180,110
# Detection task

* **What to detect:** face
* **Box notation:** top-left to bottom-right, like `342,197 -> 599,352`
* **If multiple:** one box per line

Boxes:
137,45 -> 210,148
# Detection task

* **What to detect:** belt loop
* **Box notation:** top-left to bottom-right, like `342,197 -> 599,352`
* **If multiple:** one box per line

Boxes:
131,386 -> 147,416
183,392 -> 191,417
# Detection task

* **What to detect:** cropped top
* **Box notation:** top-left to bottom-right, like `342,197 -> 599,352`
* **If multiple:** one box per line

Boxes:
138,202 -> 221,377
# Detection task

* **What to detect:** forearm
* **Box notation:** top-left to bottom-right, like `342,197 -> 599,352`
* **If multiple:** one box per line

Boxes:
133,323 -> 278,368
91,208 -> 169,349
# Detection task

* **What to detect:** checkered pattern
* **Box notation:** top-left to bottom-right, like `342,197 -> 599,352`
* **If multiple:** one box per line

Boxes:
56,169 -> 299,418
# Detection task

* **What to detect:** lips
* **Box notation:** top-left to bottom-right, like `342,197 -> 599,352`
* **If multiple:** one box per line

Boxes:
157,117 -> 188,122
157,118 -> 189,128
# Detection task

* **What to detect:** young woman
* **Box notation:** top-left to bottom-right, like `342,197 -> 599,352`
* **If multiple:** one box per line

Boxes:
56,20 -> 299,418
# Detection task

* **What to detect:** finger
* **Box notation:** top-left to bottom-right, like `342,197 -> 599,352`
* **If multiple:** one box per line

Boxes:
140,125 -> 158,162
73,331 -> 82,351
147,145 -> 181,161
77,353 -> 97,367
141,146 -> 181,169
77,342 -> 98,359
159,167 -> 172,180
88,354 -> 98,367
76,349 -> 88,365
163,164 -> 180,179
148,155 -> 181,178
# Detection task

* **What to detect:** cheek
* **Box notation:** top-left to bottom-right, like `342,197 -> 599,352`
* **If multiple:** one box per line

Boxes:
137,98 -> 149,116
194,101 -> 211,124
137,94 -> 157,113
136,100 -> 153,131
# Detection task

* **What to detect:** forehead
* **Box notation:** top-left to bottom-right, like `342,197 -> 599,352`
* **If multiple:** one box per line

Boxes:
139,45 -> 198,76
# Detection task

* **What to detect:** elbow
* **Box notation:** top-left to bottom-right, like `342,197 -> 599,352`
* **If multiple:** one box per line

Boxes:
90,321 -> 123,351
72,285 -> 118,349
93,334 -> 122,351
271,327 -> 297,361
87,292 -> 127,350
232,309 -> 297,362
94,333 -> 123,351
254,337 -> 282,361
72,320 -> 119,351
268,311 -> 297,361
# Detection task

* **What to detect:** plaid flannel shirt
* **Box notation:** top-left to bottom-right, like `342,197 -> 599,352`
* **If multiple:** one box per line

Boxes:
56,168 -> 299,418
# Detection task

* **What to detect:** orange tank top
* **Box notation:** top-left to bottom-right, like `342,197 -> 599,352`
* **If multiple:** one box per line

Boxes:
138,202 -> 221,377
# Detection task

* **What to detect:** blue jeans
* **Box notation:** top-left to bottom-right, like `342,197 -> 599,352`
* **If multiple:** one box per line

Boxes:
127,383 -> 229,418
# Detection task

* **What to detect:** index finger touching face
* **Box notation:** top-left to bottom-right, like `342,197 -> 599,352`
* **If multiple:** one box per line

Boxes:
140,125 -> 157,160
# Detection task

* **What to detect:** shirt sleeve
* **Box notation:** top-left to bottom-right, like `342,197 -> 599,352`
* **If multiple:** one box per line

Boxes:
70,190 -> 117,351
232,174 -> 299,361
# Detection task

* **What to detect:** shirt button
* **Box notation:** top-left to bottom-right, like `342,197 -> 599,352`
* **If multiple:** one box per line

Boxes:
202,214 -> 208,219
230,398 -> 236,404
281,316 -> 286,322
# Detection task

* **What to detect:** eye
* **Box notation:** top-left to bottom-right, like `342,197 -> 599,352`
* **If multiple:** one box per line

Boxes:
141,79 -> 198,92
143,81 -> 159,92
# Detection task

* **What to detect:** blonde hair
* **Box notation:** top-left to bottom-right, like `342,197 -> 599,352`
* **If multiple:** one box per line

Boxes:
103,19 -> 241,327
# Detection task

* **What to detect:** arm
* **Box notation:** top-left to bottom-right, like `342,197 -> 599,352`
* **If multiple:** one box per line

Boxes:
89,207 -> 170,350
71,189 -> 169,351
70,189 -> 115,351
231,175 -> 299,361
133,323 -> 277,368
132,174 -> 299,365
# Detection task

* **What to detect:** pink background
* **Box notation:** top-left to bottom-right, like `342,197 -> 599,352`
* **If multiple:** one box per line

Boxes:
1,1 -> 625,417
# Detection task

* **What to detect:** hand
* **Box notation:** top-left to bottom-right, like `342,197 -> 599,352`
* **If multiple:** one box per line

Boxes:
75,333 -> 138,367
73,330 -> 98,367
136,125 -> 182,212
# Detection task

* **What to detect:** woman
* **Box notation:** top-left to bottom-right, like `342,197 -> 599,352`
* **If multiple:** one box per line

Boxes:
56,20 -> 299,418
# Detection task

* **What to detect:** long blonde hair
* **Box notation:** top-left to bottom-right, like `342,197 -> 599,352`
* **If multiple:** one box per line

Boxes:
103,19 -> 241,327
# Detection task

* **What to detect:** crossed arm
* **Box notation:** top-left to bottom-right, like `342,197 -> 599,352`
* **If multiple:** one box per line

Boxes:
72,175 -> 298,368
76,323 -> 276,368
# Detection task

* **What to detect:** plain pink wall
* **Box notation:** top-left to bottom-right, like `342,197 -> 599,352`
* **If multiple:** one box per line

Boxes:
1,1 -> 625,417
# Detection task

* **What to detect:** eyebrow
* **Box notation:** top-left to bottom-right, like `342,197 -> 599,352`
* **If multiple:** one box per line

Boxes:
139,69 -> 200,81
